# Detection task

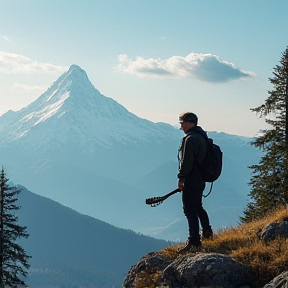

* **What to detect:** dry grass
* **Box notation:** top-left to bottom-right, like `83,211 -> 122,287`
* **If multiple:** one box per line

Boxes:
134,270 -> 162,288
159,205 -> 288,287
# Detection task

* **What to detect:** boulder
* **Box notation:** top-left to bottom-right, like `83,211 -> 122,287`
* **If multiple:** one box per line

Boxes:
263,271 -> 288,288
123,251 -> 173,288
259,221 -> 288,242
161,253 -> 252,288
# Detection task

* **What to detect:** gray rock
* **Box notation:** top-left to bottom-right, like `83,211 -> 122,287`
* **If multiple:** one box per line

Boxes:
263,271 -> 288,288
123,251 -> 173,288
259,221 -> 288,242
161,253 -> 252,288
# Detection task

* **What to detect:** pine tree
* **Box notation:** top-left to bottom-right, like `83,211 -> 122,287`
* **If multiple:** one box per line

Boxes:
241,46 -> 288,222
0,167 -> 30,287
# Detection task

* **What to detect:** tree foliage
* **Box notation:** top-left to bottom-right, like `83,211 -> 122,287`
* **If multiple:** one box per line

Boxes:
241,46 -> 288,222
0,168 -> 30,287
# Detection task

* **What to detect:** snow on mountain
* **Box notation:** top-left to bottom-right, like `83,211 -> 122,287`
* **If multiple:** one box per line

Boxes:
0,64 -> 180,149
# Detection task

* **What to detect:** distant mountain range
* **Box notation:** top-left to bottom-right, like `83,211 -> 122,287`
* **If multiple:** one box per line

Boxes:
17,185 -> 167,288
0,64 -> 262,241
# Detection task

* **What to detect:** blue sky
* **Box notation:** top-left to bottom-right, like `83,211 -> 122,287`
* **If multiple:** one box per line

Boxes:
1,0 -> 288,137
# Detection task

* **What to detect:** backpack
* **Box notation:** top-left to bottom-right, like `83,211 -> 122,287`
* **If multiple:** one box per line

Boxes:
189,132 -> 223,197
198,137 -> 223,182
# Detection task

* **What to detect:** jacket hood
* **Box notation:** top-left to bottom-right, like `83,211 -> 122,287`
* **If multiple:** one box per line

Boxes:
187,126 -> 208,139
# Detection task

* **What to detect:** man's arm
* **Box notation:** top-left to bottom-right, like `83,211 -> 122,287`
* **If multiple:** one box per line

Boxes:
177,135 -> 198,190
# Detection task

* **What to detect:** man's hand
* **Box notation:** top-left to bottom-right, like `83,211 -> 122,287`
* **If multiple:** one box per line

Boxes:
178,179 -> 185,191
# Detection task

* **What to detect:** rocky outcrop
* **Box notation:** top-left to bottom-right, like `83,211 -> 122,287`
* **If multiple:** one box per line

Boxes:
123,220 -> 288,288
123,252 -> 252,288
259,221 -> 288,242
123,252 -> 173,288
162,253 -> 251,288
263,271 -> 288,288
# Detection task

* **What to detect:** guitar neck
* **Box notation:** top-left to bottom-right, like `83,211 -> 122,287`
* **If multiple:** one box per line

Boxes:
163,188 -> 181,199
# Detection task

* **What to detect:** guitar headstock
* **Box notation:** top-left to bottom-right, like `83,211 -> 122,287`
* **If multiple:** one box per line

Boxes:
145,196 -> 164,207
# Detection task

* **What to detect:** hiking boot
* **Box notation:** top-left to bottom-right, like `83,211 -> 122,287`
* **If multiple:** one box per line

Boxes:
202,226 -> 213,240
178,237 -> 201,254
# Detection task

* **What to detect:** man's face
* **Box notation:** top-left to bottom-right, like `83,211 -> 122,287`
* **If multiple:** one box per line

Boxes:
179,121 -> 195,133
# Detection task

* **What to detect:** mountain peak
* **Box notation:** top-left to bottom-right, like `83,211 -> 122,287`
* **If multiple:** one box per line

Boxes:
50,64 -> 92,92
66,64 -> 89,82
68,64 -> 82,71
22,64 -> 99,113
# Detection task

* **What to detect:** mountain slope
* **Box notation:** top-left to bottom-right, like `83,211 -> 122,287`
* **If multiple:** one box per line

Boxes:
17,185 -> 168,288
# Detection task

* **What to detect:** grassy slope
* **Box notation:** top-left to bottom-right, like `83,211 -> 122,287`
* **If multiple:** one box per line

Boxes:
154,206 -> 288,288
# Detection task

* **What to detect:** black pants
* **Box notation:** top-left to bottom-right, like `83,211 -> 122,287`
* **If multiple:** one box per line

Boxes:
182,171 -> 211,240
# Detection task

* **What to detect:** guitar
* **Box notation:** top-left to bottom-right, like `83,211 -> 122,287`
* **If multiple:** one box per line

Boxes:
145,188 -> 181,207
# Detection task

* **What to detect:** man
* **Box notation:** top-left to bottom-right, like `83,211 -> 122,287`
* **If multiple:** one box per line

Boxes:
177,112 -> 213,253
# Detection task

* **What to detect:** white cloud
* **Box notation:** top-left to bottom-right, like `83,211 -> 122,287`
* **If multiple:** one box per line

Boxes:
2,36 -> 11,42
0,51 -> 68,74
116,53 -> 256,83
11,83 -> 46,92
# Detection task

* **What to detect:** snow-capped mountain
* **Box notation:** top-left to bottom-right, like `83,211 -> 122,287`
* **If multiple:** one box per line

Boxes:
0,65 -> 179,148
0,65 -> 181,181
0,65 -> 262,241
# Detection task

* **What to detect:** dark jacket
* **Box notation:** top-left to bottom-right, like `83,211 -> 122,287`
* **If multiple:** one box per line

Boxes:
178,126 -> 208,182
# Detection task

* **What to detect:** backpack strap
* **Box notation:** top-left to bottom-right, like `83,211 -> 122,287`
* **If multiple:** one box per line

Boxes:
187,131 -> 214,198
203,182 -> 213,198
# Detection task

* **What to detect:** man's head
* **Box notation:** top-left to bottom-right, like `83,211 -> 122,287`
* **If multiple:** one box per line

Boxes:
179,112 -> 198,133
